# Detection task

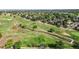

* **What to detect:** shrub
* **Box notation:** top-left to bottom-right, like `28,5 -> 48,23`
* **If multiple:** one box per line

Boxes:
72,41 -> 79,49
19,24 -> 25,29
48,41 -> 64,49
5,39 -> 14,48
48,44 -> 55,48
54,41 -> 64,49
48,28 -> 54,32
13,41 -> 22,49
32,25 -> 37,30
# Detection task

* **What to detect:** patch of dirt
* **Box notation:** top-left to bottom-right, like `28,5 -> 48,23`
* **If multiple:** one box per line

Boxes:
0,33 -> 23,48
62,32 -> 70,36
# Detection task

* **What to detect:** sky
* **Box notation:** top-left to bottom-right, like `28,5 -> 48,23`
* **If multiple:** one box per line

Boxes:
0,0 -> 79,9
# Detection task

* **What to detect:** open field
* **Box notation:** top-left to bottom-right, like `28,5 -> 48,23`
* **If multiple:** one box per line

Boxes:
0,10 -> 79,49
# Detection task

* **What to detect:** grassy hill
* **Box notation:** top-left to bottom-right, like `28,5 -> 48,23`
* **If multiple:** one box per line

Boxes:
0,12 -> 79,49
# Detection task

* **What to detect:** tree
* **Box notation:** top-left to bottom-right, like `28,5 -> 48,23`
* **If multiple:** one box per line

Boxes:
20,14 -> 26,18
19,24 -> 25,29
48,43 -> 55,48
13,41 -> 22,49
5,39 -> 14,48
48,28 -> 53,32
48,41 -> 64,49
55,41 -> 64,49
32,25 -> 37,30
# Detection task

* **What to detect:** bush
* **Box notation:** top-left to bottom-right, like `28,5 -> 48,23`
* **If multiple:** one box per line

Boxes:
72,42 -> 79,49
5,39 -> 14,48
48,41 -> 64,49
54,41 -> 64,49
48,28 -> 54,32
19,24 -> 25,29
13,41 -> 22,49
32,25 -> 37,30
48,44 -> 55,48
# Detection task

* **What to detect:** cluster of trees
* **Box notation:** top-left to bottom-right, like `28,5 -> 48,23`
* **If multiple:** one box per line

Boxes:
19,11 -> 79,31
48,40 -> 64,49
1,10 -> 79,27
1,10 -> 79,31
